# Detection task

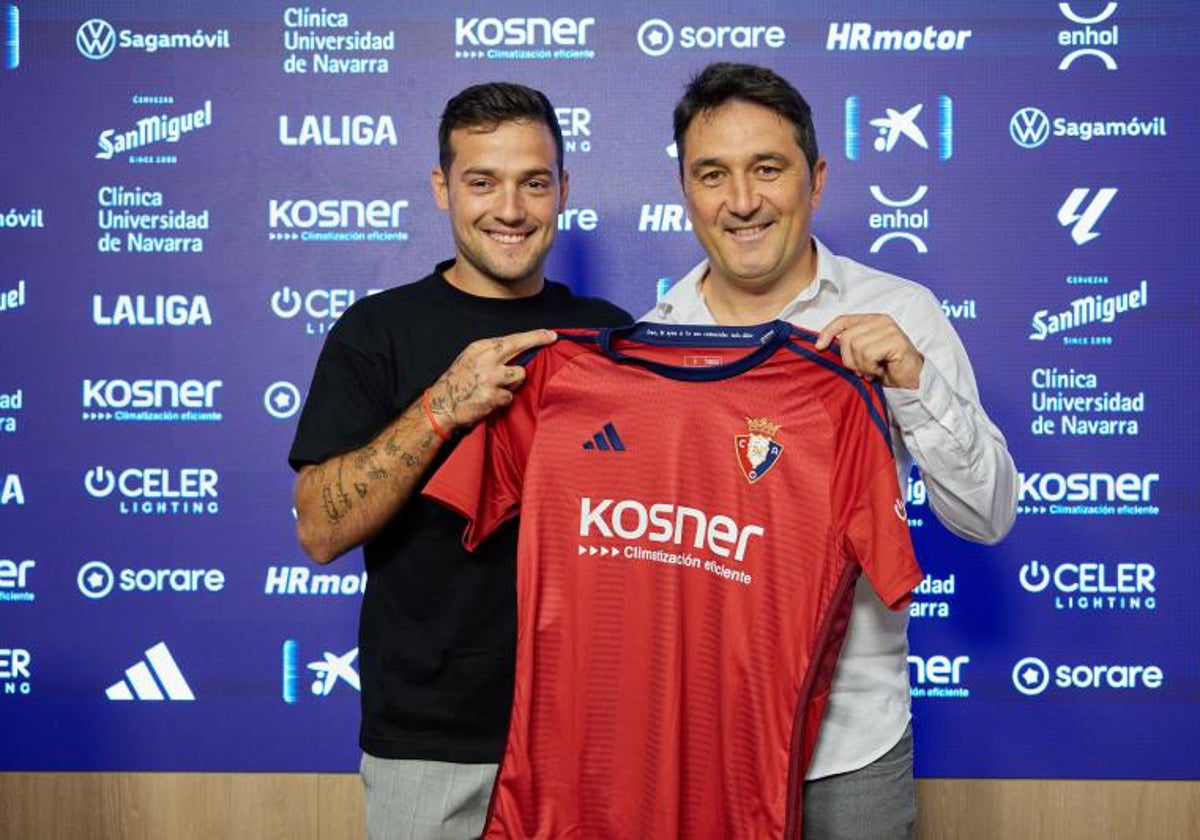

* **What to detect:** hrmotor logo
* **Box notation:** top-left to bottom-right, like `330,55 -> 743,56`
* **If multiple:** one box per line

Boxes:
84,465 -> 220,516
1019,559 -> 1156,611
267,198 -> 409,244
269,284 -> 382,335
826,21 -> 972,52
77,559 -> 225,600
76,18 -> 231,61
1012,656 -> 1162,696
637,19 -> 786,58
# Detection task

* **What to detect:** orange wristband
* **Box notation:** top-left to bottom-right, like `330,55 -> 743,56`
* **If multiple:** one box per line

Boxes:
422,389 -> 453,441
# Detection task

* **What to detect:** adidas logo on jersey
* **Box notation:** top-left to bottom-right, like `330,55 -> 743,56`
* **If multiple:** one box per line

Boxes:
106,641 -> 195,701
582,421 -> 626,451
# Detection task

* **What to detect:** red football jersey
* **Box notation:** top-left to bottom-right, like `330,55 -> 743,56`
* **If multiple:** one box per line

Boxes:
424,322 -> 922,839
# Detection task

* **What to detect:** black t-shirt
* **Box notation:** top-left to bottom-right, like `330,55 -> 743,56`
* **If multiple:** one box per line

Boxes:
289,262 -> 631,762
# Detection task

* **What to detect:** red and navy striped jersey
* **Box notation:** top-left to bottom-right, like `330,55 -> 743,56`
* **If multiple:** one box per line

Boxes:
425,321 -> 922,839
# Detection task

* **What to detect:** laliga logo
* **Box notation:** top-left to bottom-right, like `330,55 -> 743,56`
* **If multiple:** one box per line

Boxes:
1058,188 -> 1116,245
85,466 -> 117,498
77,18 -> 116,60
1012,656 -> 1051,695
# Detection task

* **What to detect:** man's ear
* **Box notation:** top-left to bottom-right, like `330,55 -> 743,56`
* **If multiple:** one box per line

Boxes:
431,167 -> 450,211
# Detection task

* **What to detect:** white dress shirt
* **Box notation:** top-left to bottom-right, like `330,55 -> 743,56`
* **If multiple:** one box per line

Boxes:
642,236 -> 1017,778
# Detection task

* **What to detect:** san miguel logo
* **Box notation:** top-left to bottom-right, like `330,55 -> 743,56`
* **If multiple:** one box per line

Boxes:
735,417 -> 783,483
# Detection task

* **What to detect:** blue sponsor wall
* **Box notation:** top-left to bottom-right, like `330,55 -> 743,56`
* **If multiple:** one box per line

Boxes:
1,1 -> 1197,778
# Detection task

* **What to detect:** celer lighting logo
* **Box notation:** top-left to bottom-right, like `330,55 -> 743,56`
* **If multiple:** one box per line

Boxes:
264,381 -> 301,419
1058,188 -> 1117,245
555,107 -> 592,154
278,114 -> 397,147
636,18 -> 786,57
1010,107 -> 1051,148
96,101 -> 213,161
3,4 -> 18,70
1059,2 -> 1119,70
1,647 -> 31,695
76,18 -> 231,60
827,21 -> 972,52
454,16 -> 595,61
107,642 -> 194,701
267,198 -> 409,244
269,284 -> 381,335
1019,559 -> 1156,612
1029,280 -> 1148,343
282,640 -> 360,703
0,558 -> 35,603
846,96 -> 952,161
868,185 -> 929,253
84,465 -> 220,517
907,654 -> 970,699
77,559 -> 225,600
77,18 -> 116,59
1012,655 -> 1162,696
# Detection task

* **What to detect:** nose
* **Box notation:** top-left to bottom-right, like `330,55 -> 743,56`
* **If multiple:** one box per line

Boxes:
494,184 -> 526,226
725,173 -> 760,219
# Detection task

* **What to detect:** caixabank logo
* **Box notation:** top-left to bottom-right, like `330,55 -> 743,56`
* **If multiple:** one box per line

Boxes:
1018,558 -> 1156,612
84,465 -> 220,517
1012,655 -> 1162,697
637,18 -> 785,58
76,18 -> 231,61
455,15 -> 596,61
282,639 -> 359,703
267,197 -> 409,244
81,377 -> 223,423
846,96 -> 953,162
1016,469 -> 1159,517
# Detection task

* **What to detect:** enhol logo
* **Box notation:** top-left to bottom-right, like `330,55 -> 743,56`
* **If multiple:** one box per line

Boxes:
1010,107 -> 1051,148
77,18 -> 116,60
637,18 -> 785,57
868,185 -> 929,254
1059,2 -> 1119,71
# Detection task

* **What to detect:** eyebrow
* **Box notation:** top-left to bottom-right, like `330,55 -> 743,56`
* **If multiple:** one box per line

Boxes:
689,152 -> 789,174
458,166 -> 556,180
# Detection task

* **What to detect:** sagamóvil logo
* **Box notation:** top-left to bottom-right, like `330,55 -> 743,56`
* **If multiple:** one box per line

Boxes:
76,18 -> 231,61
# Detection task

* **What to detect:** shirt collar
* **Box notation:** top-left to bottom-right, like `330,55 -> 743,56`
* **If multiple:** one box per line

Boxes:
653,236 -> 843,324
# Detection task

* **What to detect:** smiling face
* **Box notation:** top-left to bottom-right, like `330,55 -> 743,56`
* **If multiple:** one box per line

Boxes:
681,99 -> 826,305
432,119 -> 568,298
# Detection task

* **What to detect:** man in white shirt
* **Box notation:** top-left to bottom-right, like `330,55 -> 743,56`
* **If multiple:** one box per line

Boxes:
645,62 -> 1017,838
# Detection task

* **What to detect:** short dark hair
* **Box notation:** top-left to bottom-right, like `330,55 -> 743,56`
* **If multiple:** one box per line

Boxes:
438,82 -> 563,174
673,63 -> 820,173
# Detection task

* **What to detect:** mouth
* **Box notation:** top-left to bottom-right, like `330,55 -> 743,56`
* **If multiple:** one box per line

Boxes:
486,229 -> 534,245
726,222 -> 772,242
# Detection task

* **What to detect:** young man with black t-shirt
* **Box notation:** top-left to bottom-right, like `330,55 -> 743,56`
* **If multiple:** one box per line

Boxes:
288,83 -> 629,839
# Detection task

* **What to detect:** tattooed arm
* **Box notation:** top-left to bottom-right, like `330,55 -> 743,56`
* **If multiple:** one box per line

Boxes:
294,329 -> 556,564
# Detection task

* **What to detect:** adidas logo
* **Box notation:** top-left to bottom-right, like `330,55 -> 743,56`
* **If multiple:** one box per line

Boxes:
106,641 -> 195,701
582,421 -> 626,451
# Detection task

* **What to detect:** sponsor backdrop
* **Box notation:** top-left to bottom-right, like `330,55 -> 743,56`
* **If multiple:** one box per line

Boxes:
1,1 -> 1196,779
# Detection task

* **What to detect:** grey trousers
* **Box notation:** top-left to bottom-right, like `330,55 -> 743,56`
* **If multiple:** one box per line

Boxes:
360,755 -> 498,840
803,725 -> 917,840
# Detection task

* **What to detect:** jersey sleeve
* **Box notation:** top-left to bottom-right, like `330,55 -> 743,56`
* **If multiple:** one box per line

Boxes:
835,390 -> 923,609
422,351 -> 547,551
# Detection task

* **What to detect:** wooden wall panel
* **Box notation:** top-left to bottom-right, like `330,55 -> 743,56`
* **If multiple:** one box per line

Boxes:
1,774 -> 1195,839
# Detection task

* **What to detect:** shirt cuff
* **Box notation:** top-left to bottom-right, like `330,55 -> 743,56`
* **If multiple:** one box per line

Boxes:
883,360 -> 952,430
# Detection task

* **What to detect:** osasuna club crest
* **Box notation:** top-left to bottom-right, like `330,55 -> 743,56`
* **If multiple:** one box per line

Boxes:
735,417 -> 783,483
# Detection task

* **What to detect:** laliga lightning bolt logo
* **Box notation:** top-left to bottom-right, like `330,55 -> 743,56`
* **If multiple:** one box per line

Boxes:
76,18 -> 116,60
735,417 -> 783,483
1058,188 -> 1117,245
